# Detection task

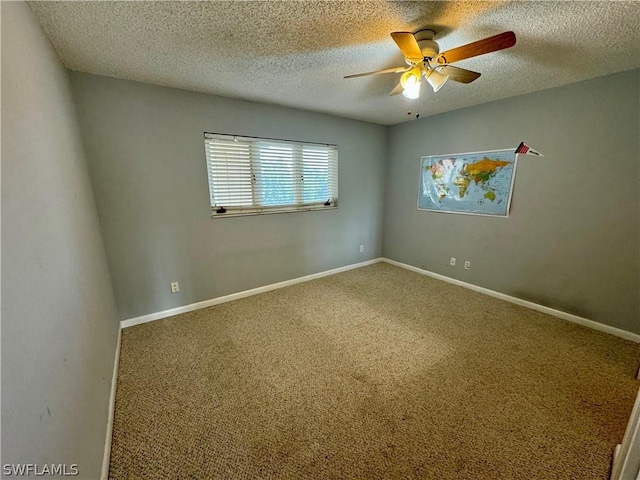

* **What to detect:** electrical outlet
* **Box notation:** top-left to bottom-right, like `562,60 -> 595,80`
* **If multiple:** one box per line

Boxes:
170,282 -> 180,293
421,264 -> 427,270
359,245 -> 364,253
464,261 -> 471,270
449,257 -> 456,267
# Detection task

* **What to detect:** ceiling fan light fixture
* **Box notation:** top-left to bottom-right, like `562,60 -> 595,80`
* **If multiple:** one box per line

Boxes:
426,68 -> 450,92
402,82 -> 420,99
401,69 -> 421,99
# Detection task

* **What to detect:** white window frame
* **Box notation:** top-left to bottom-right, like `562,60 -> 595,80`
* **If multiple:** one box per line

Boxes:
204,133 -> 338,218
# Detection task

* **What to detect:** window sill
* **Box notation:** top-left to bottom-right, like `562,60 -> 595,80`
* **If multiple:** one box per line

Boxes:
211,204 -> 338,219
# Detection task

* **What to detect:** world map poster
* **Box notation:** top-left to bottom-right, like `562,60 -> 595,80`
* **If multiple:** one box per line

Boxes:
418,149 -> 518,217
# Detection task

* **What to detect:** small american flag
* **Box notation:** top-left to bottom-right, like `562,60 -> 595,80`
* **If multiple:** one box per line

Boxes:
515,142 -> 543,156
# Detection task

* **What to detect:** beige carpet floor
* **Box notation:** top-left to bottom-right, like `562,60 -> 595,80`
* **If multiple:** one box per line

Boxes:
109,263 -> 639,479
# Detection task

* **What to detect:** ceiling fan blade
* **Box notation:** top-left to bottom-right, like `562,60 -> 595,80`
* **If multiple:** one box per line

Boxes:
437,31 -> 516,65
390,32 -> 424,62
437,65 -> 481,84
344,66 -> 410,79
389,83 -> 404,96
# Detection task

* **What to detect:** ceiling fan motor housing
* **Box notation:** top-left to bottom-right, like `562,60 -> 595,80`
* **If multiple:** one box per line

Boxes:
414,29 -> 439,59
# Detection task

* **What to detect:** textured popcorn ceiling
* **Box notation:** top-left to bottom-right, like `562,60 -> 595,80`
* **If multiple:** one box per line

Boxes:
29,1 -> 640,125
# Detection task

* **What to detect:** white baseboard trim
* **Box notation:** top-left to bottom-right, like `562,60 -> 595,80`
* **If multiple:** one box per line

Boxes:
120,255 -> 639,344
101,326 -> 122,480
381,258 -> 640,344
121,258 -> 383,329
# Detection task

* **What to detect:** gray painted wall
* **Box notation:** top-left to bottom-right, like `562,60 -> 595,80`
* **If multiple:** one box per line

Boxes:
69,72 -> 387,320
383,70 -> 640,334
1,3 -> 120,478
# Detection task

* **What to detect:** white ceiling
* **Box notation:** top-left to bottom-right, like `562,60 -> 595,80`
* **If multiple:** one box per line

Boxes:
29,1 -> 640,125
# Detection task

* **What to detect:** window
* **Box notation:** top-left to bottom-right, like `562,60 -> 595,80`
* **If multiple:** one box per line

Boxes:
204,133 -> 338,217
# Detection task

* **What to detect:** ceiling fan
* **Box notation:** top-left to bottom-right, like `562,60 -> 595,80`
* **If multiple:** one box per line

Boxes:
345,29 -> 516,99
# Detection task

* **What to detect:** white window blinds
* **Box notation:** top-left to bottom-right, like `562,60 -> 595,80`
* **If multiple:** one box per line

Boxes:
204,133 -> 338,217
